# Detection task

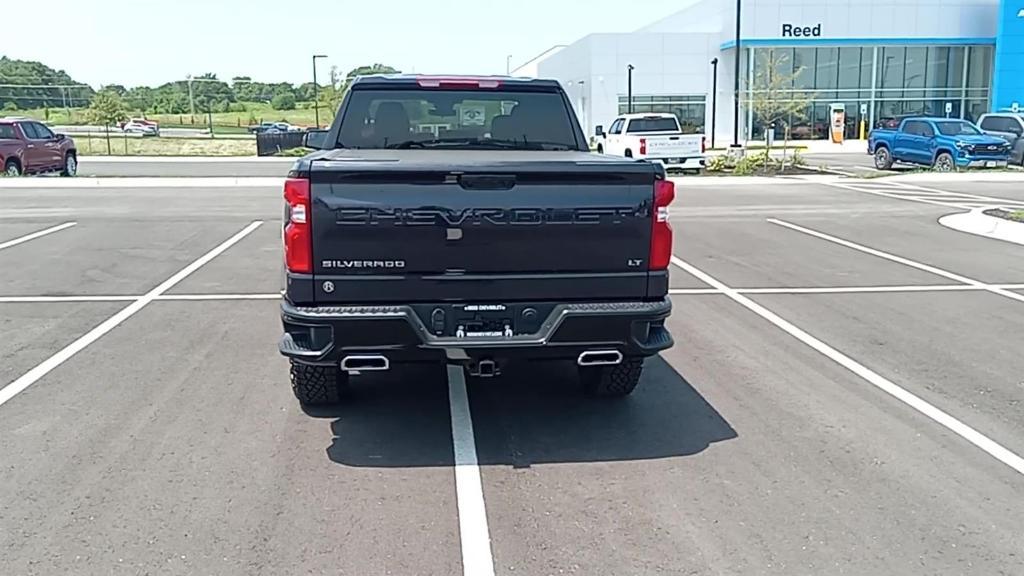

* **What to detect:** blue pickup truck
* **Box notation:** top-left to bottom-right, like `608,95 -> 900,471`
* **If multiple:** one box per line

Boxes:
867,117 -> 1011,171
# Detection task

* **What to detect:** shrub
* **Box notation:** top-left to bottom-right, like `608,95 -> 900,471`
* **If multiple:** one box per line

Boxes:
271,93 -> 296,110
228,102 -> 246,112
705,154 -> 728,172
2,102 -> 18,111
786,147 -> 802,166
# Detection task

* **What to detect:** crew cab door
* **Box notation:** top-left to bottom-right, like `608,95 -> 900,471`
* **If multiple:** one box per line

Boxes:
21,122 -> 62,170
894,120 -> 933,164
15,122 -> 48,171
605,118 -> 625,155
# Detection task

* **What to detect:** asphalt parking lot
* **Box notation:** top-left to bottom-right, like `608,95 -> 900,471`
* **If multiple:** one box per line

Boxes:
2,176 -> 1024,575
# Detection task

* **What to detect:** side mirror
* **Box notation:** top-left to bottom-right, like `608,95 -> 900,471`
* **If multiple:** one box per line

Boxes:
54,133 -> 66,142
595,125 -> 604,137
303,129 -> 329,150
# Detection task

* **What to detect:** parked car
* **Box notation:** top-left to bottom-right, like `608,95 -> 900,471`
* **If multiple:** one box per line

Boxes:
0,117 -> 77,176
867,117 -> 1011,171
594,113 -> 705,173
120,118 -> 160,136
874,114 -> 919,130
248,121 -> 298,134
977,112 -> 1024,166
279,75 -> 675,404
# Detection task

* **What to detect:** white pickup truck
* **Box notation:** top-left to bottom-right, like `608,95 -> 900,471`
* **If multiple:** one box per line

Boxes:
594,113 -> 705,173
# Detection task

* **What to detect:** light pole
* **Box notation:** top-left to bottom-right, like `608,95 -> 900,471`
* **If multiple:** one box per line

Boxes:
186,74 -> 195,116
506,54 -> 512,75
732,0 -> 742,147
312,54 -> 327,128
627,64 -> 634,113
577,80 -> 587,133
710,58 -> 718,149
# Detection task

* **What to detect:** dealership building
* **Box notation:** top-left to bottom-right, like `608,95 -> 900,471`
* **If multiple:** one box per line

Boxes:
517,0 -> 1024,144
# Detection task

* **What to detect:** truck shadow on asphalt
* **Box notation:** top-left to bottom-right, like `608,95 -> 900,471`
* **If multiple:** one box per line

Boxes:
312,356 -> 736,468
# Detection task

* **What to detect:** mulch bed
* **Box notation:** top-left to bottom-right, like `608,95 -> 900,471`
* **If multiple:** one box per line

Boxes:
983,208 -> 1024,223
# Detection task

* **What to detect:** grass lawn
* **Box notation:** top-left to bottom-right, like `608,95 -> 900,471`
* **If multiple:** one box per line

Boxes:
1011,210 -> 1024,223
72,135 -> 256,156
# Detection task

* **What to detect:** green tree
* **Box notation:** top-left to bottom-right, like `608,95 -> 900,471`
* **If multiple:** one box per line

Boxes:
271,92 -> 296,110
86,90 -> 128,154
0,56 -> 94,109
191,73 -> 234,112
747,49 -> 814,169
102,84 -> 128,96
125,86 -> 155,112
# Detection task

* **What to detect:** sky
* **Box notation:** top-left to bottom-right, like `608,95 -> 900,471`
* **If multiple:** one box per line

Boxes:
1,0 -> 692,88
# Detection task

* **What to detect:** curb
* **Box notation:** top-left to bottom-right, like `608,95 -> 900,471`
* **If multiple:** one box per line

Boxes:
887,171 -> 1024,183
77,156 -> 294,163
938,207 -> 1024,246
0,177 -> 285,188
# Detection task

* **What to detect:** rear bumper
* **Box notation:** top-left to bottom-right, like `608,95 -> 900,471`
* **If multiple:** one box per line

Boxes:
648,156 -> 705,171
279,297 -> 673,364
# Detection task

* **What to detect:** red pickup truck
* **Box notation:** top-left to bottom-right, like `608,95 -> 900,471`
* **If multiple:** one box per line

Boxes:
0,118 -> 78,176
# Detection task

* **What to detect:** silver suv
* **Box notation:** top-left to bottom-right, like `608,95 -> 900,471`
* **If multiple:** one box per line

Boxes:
977,113 -> 1024,166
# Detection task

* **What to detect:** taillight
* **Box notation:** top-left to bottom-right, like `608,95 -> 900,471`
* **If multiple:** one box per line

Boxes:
649,178 -> 675,270
701,136 -> 706,153
283,177 -> 312,273
639,138 -> 647,155
416,76 -> 501,89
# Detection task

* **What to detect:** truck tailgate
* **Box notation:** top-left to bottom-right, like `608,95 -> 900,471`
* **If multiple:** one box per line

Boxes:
306,151 -> 658,303
643,134 -> 702,158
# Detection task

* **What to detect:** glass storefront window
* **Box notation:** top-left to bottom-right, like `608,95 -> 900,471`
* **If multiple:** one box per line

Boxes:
837,47 -> 863,89
879,47 -> 906,99
925,46 -> 950,98
903,47 -> 927,99
967,46 -> 992,89
792,48 -> 815,90
616,95 -> 706,133
815,47 -> 839,99
747,44 -> 991,140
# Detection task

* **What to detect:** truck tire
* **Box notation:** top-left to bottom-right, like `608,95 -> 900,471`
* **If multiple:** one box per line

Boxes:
933,152 -> 955,172
596,144 -> 603,154
624,149 -> 633,158
580,357 -> 644,397
873,146 -> 893,170
4,159 -> 21,177
61,152 -> 77,177
289,361 -> 349,405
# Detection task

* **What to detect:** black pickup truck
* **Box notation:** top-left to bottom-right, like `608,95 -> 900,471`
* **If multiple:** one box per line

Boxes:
279,75 -> 674,404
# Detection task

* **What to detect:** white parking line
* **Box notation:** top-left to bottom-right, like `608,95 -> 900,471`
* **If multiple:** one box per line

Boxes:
156,293 -> 282,301
0,222 -> 76,251
671,255 -> 1024,476
669,284 -> 1024,295
767,218 -> 1024,305
447,365 -> 496,576
0,221 -> 263,409
887,180 -> 1024,207
827,179 -> 1024,211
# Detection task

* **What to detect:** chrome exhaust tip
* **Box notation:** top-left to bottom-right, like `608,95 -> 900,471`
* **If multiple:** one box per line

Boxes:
577,350 -> 623,366
341,355 -> 390,372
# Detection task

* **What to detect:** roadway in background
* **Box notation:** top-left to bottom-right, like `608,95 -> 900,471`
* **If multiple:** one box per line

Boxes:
76,157 -> 294,177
